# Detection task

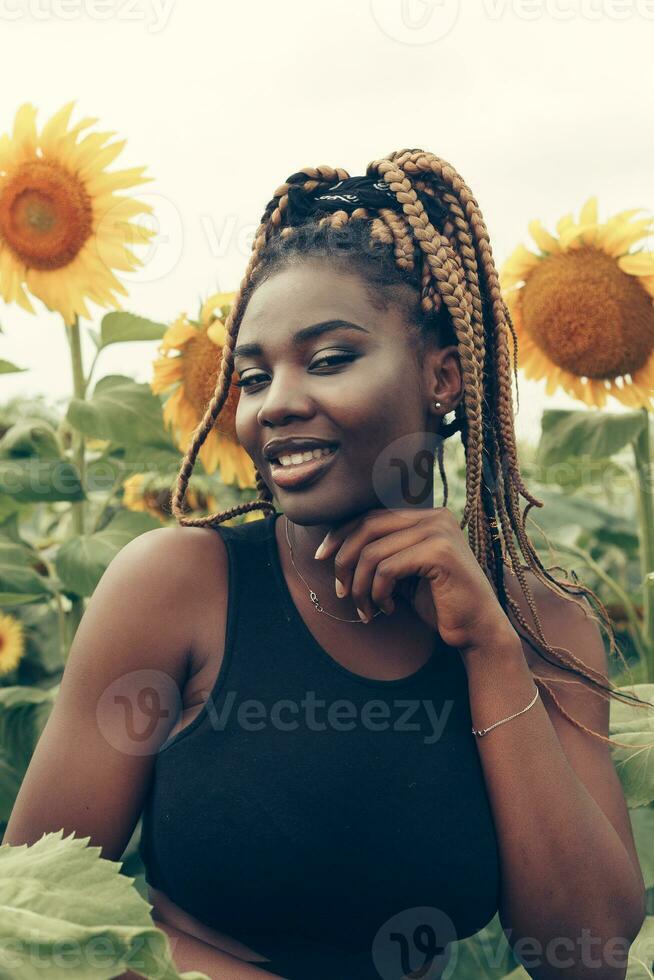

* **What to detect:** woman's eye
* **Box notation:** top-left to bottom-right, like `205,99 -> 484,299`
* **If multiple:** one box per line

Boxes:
233,353 -> 356,391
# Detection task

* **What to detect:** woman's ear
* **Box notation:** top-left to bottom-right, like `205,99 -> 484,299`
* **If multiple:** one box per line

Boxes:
427,344 -> 464,413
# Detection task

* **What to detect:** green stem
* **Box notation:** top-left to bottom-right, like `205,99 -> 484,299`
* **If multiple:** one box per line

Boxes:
90,466 -> 125,534
633,409 -> 654,680
66,315 -> 87,642
85,345 -> 102,391
39,556 -> 68,663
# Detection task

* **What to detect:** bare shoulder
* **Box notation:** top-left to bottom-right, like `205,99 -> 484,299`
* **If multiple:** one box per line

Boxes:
114,523 -> 227,586
113,521 -> 226,612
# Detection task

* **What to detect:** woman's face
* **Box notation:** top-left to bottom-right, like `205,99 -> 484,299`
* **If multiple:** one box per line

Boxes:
233,259 -> 461,526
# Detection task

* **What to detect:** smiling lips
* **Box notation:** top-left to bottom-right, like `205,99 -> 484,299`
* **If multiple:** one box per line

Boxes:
269,445 -> 339,489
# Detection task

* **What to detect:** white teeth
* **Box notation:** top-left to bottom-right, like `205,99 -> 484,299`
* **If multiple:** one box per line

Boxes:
276,446 -> 336,467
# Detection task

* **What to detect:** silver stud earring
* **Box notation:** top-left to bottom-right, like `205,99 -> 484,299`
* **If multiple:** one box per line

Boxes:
434,401 -> 442,410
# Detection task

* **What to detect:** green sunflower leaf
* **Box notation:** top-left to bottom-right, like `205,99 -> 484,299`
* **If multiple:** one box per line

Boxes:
67,375 -> 174,450
0,829 -> 208,979
0,458 -> 84,503
100,312 -> 168,348
55,510 -> 160,597
0,539 -> 53,597
0,419 -> 62,460
0,359 -> 26,374
537,409 -> 647,466
610,685 -> 654,808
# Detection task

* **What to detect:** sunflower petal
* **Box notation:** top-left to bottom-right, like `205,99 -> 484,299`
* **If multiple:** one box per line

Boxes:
206,319 -> 227,347
200,431 -> 222,476
0,246 -> 35,313
12,103 -> 38,159
71,130 -> 117,170
556,212 -> 575,236
200,291 -> 237,324
160,316 -> 198,352
0,612 -> 25,676
528,219 -> 560,255
578,196 -> 598,225
39,101 -> 76,151
558,224 -> 596,250
499,244 -> 540,288
151,355 -> 183,394
617,253 -> 654,277
79,138 -> 127,177
600,219 -> 654,257
85,166 -> 153,195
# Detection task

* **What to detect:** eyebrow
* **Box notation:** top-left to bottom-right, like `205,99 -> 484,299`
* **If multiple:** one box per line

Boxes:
233,319 -> 370,361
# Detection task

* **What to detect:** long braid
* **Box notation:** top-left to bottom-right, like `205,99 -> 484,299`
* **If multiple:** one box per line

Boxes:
374,156 -> 486,542
169,149 -> 654,744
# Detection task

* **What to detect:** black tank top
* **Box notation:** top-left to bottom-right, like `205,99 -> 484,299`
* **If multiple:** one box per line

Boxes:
139,513 -> 501,979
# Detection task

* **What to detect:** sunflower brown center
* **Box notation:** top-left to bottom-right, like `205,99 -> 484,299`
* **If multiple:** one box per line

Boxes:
520,246 -> 654,379
181,330 -> 239,440
0,159 -> 93,270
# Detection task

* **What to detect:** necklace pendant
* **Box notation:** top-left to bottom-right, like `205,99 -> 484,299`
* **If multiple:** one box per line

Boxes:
309,590 -> 324,612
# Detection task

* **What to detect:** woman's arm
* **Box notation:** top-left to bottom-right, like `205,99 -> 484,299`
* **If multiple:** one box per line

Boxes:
116,919 -> 285,978
460,588 -> 647,980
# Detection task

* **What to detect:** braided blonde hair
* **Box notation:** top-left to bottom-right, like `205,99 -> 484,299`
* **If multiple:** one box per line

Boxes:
170,148 -> 653,745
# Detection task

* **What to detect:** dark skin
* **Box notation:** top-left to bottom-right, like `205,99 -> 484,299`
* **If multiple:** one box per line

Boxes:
3,259 -> 646,978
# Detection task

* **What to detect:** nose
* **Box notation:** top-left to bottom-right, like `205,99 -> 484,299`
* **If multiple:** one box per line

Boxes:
256,371 -> 315,428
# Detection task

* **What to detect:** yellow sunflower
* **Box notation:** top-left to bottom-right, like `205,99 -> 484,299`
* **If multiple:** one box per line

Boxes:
0,611 -> 25,677
151,291 -> 257,490
122,472 -> 218,522
0,101 -> 154,325
500,197 -> 654,409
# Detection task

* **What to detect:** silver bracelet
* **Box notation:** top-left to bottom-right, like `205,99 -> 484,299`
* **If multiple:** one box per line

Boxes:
472,685 -> 540,737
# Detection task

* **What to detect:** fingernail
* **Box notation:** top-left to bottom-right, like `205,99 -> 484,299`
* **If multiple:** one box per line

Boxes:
356,607 -> 369,623
314,541 -> 326,559
380,599 -> 395,615
335,578 -> 345,598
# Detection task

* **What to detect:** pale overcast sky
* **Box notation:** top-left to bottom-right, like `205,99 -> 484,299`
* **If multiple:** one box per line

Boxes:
1,0 -> 653,442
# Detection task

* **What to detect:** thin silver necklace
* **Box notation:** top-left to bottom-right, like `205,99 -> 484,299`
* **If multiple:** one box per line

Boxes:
284,515 -> 383,623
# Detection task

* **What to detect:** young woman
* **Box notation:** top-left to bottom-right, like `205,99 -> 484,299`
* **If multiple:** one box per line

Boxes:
4,149 -> 648,980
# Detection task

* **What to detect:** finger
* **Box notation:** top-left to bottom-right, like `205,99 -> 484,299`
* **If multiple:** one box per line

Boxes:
332,518 -> 407,600
313,515 -> 361,560
348,526 -> 429,621
331,512 -> 422,592
368,540 -> 441,620
314,509 -> 399,560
